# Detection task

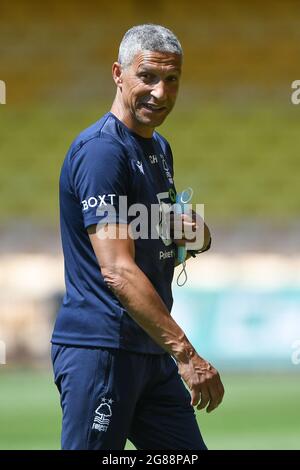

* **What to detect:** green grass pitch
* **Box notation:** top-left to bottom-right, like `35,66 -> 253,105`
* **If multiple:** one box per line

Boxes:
0,370 -> 299,450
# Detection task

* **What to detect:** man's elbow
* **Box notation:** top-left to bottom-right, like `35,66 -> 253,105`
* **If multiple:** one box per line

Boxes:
101,263 -> 132,292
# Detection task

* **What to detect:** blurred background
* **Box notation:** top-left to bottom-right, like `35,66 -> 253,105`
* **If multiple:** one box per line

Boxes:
0,0 -> 300,450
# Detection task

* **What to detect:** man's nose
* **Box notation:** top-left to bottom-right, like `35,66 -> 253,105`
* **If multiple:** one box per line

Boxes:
150,80 -> 167,101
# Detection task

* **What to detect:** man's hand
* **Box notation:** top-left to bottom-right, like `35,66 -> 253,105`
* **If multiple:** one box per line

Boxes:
170,210 -> 211,251
170,211 -> 197,246
178,354 -> 224,413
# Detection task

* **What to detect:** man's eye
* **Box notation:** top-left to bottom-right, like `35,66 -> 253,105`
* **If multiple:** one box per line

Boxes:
167,76 -> 178,82
141,74 -> 151,80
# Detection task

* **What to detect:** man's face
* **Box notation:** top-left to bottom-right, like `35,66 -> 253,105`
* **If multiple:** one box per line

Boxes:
115,50 -> 182,137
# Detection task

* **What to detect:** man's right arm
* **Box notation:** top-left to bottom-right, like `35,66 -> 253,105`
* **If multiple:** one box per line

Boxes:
88,223 -> 224,413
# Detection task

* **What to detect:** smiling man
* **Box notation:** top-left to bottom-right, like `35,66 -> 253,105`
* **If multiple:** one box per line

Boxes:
111,49 -> 181,135
51,24 -> 224,450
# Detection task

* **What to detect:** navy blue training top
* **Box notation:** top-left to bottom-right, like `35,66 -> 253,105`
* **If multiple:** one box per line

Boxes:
51,112 -> 177,354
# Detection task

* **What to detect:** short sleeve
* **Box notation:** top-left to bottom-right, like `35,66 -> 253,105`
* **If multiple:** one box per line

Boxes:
70,138 -> 130,228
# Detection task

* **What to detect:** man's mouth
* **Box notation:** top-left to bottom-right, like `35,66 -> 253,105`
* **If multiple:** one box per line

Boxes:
140,103 -> 167,112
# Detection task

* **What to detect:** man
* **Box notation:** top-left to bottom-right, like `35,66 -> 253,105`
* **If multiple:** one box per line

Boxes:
51,24 -> 224,450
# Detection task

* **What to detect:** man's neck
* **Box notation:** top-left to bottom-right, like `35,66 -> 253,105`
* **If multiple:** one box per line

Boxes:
110,98 -> 154,138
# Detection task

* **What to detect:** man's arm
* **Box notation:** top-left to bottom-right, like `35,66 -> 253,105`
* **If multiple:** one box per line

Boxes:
88,223 -> 224,412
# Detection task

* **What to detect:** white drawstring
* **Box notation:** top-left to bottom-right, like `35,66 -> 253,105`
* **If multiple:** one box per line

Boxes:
176,261 -> 188,287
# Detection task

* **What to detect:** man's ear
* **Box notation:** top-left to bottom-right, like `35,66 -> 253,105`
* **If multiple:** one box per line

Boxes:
112,62 -> 123,88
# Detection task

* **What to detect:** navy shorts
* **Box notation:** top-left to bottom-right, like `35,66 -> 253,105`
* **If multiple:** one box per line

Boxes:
51,344 -> 207,450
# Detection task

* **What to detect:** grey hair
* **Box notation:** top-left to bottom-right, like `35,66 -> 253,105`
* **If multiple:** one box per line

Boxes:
118,24 -> 183,68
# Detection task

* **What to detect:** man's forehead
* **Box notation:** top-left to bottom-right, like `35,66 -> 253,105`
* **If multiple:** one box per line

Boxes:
133,50 -> 182,71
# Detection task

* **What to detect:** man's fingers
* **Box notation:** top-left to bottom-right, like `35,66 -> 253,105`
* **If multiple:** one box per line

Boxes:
180,360 -> 224,413
196,387 -> 210,410
205,390 -> 220,413
206,399 -> 221,413
218,380 -> 225,401
206,377 -> 225,413
190,389 -> 200,407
